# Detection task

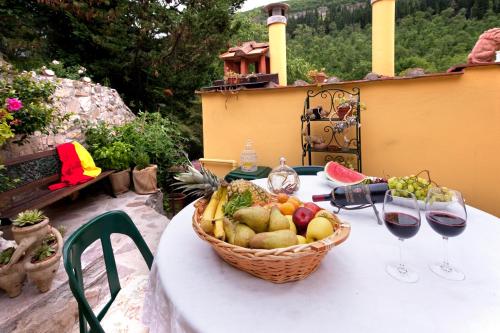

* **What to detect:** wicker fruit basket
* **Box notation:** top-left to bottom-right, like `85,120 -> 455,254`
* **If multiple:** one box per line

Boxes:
192,201 -> 351,284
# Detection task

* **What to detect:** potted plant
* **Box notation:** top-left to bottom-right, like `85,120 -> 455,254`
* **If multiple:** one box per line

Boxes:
308,68 -> 327,84
336,96 -> 366,120
224,70 -> 241,85
132,149 -> 158,194
24,228 -> 63,293
0,247 -> 26,297
11,209 -> 50,245
93,141 -> 133,195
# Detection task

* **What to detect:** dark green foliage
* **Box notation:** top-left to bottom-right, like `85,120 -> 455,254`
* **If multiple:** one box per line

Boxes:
0,164 -> 19,192
241,0 -> 499,83
85,112 -> 186,190
0,0 -> 245,158
0,247 -> 14,266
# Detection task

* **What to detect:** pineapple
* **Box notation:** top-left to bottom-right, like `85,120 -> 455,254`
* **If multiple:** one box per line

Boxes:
174,162 -> 221,198
227,179 -> 272,205
174,159 -> 272,205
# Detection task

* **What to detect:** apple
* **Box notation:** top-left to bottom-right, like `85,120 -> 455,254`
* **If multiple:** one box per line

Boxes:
306,217 -> 334,243
285,215 -> 297,234
292,207 -> 315,233
303,202 -> 322,215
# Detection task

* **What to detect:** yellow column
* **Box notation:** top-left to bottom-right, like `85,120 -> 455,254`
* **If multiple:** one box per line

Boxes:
371,0 -> 396,76
268,17 -> 288,85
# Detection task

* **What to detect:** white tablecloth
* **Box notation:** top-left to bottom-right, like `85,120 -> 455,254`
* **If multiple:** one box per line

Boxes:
143,176 -> 500,333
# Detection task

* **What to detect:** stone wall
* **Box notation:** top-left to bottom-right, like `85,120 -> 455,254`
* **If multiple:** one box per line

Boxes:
0,73 -> 135,161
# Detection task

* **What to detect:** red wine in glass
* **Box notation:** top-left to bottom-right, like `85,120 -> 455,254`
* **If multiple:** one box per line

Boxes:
426,211 -> 466,238
384,212 -> 420,239
383,189 -> 421,283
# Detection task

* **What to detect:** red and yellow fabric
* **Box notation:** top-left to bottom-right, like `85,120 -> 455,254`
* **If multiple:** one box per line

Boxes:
48,141 -> 101,191
73,141 -> 101,177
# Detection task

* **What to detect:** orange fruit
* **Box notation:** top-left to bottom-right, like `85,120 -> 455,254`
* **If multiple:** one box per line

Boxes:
277,193 -> 289,204
279,202 -> 295,215
288,197 -> 302,209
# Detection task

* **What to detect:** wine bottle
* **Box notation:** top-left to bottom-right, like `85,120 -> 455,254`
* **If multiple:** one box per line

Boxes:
312,183 -> 389,208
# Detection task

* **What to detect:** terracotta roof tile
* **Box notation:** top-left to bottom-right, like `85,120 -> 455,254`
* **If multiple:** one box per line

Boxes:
220,41 -> 269,59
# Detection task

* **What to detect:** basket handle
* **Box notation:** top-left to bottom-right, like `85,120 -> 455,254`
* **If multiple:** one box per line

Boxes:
310,223 -> 351,253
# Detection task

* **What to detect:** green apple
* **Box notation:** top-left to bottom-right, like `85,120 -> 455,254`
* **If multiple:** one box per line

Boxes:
297,235 -> 307,244
306,217 -> 334,243
285,215 -> 297,234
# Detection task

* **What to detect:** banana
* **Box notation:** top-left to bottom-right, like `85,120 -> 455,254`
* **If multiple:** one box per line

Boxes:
213,187 -> 228,240
201,190 -> 220,233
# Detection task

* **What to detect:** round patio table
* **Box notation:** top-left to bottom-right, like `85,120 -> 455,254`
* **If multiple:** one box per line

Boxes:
143,176 -> 500,333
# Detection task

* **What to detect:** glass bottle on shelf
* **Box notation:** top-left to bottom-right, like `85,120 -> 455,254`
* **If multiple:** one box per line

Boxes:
267,157 -> 300,194
240,139 -> 257,172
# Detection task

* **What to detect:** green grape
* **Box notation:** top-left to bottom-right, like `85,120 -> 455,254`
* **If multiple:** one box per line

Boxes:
407,185 -> 414,193
396,182 -> 403,190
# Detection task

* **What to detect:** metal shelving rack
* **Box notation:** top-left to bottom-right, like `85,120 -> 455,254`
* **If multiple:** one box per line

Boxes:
301,87 -> 362,172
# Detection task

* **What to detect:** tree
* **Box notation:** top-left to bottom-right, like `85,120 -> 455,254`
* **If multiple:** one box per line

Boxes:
0,0 -> 245,157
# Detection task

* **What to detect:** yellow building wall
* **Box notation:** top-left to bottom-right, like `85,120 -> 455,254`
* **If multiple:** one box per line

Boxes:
201,65 -> 500,216
372,0 -> 396,76
268,22 -> 287,85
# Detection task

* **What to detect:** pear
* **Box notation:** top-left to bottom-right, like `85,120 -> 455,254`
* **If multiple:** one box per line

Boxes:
268,207 -> 290,232
233,206 -> 270,233
233,224 -> 256,248
223,218 -> 236,244
297,235 -> 307,244
249,230 -> 298,249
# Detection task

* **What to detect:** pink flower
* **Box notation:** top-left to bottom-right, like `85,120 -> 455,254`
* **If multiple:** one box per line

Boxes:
6,98 -> 23,112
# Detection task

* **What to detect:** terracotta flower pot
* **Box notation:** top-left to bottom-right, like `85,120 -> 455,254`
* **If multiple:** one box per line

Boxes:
227,77 -> 239,85
0,261 -> 26,298
109,169 -> 131,195
25,227 -> 63,293
132,164 -> 158,195
11,218 -> 50,245
168,193 -> 187,217
337,104 -> 352,120
313,73 -> 327,84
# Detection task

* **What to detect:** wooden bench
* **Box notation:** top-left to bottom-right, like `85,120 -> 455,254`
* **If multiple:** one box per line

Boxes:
0,149 -> 115,220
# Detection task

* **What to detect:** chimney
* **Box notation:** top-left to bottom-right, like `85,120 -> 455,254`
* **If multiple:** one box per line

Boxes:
371,0 -> 396,76
264,3 -> 289,86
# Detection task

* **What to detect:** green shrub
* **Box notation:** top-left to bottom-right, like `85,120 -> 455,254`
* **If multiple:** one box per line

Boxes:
134,150 -> 150,170
93,141 -> 133,171
0,66 -> 70,144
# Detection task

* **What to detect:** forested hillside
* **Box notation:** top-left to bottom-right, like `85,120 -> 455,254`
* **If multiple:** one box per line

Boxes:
238,0 -> 500,82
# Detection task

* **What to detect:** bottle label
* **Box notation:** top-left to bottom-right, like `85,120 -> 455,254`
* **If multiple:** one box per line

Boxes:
345,184 -> 371,204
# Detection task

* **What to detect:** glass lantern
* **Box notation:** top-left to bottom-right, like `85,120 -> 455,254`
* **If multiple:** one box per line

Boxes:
267,157 -> 300,194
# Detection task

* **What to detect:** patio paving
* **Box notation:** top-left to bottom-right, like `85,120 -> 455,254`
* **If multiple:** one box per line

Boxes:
0,190 -> 169,333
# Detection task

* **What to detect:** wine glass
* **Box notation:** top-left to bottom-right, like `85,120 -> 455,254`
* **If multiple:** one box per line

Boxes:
425,187 -> 467,281
383,189 -> 421,283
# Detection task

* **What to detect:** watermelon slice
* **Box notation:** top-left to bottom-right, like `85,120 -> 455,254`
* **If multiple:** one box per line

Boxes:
324,162 -> 366,187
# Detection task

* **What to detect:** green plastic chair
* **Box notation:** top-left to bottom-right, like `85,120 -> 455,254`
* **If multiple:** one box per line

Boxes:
63,210 -> 153,333
292,165 -> 324,175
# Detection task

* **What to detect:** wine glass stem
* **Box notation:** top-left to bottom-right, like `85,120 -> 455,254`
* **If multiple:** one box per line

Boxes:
441,236 -> 452,272
398,238 -> 407,274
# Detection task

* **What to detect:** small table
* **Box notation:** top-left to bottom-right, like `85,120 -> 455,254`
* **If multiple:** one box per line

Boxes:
224,166 -> 272,182
143,176 -> 500,333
